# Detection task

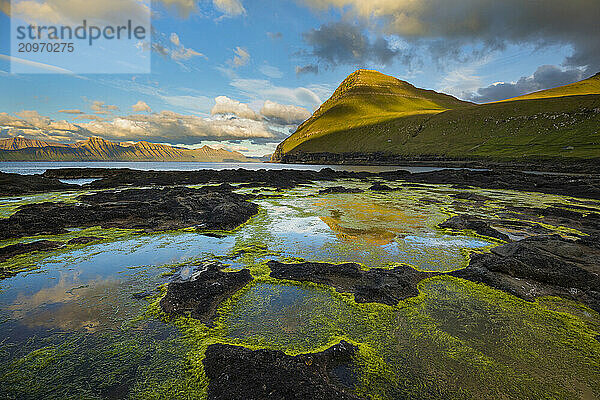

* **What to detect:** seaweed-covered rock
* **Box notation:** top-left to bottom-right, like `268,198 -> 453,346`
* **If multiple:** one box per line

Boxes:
268,260 -> 437,305
159,262 -> 253,323
0,186 -> 259,240
203,340 -> 361,400
67,236 -> 103,245
318,186 -> 364,195
368,182 -> 394,191
0,171 -> 78,196
451,192 -> 492,202
0,240 -> 63,262
439,215 -> 510,242
499,205 -> 600,236
450,235 -> 600,312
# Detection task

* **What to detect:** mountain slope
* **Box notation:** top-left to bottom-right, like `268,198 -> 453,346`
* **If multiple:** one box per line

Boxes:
0,137 -> 255,162
273,70 -> 600,163
498,72 -> 600,102
276,69 -> 472,157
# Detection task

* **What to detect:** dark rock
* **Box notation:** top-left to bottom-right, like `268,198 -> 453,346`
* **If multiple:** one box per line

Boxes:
318,186 -> 364,195
67,236 -> 103,245
31,166 -> 600,200
380,169 -> 600,200
439,215 -> 510,242
368,183 -> 394,191
451,192 -> 492,202
132,291 -> 153,300
450,235 -> 600,312
0,240 -> 63,262
43,167 -> 361,191
0,171 -> 78,196
0,186 -> 259,240
500,206 -> 600,236
159,262 -> 253,323
203,340 -> 362,400
268,260 -> 438,305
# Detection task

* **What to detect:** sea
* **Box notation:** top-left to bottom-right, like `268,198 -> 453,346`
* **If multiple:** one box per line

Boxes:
0,161 -> 449,175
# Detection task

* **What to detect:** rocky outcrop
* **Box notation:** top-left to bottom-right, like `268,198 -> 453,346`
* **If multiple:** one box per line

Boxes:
0,186 -> 259,240
450,235 -> 600,312
368,183 -> 394,191
37,167 -> 600,200
439,215 -> 510,242
67,236 -> 103,245
203,341 -> 361,400
318,186 -> 364,195
0,240 -> 63,263
268,260 -> 438,305
160,262 -> 253,323
0,171 -> 78,196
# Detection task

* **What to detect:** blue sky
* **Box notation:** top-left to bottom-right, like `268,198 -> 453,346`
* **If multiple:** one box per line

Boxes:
0,0 -> 597,156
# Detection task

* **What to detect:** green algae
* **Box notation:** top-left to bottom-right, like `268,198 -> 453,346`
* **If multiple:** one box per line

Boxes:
135,253 -> 600,400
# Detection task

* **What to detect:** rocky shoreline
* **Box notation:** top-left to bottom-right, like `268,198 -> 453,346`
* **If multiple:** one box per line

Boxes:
0,186 -> 258,241
1,166 -> 597,199
274,152 -> 600,175
2,166 -> 600,398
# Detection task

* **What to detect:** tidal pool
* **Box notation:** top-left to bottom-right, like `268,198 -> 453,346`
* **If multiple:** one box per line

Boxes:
1,181 -> 599,399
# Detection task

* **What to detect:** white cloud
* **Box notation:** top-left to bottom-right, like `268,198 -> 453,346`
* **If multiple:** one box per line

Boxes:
90,101 -> 119,115
211,96 -> 261,120
230,78 -> 323,109
0,54 -> 74,74
259,64 -> 284,79
10,0 -> 150,25
168,33 -> 205,61
213,0 -> 245,17
231,47 -> 250,67
157,0 -> 196,17
132,100 -> 152,113
160,95 -> 213,114
260,101 -> 311,125
0,109 -> 283,145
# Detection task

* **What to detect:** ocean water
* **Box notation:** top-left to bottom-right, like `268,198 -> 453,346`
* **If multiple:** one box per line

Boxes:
0,161 -> 451,175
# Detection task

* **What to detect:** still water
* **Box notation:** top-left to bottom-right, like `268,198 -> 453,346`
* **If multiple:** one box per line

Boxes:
0,161 -> 452,175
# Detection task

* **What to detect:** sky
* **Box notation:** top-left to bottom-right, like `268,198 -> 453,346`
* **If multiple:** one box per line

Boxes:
0,0 -> 598,157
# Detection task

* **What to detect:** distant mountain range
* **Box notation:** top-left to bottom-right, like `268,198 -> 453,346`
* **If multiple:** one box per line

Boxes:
273,69 -> 600,164
0,136 -> 256,162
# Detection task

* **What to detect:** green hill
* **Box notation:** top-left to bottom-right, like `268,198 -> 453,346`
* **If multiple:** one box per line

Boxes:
272,70 -> 600,163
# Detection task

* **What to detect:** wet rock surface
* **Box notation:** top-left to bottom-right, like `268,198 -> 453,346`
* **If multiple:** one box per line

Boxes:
67,236 -> 103,245
0,186 -> 259,240
379,169 -> 600,200
43,167 -> 355,190
268,260 -> 438,305
160,262 -> 253,323
439,215 -> 511,242
368,182 -> 394,191
450,235 -> 600,312
318,186 -> 364,195
451,192 -> 492,202
0,171 -> 78,196
0,240 -> 63,262
203,340 -> 361,400
498,205 -> 600,236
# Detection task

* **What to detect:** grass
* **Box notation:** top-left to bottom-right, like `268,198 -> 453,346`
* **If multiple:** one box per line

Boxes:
275,70 -> 600,161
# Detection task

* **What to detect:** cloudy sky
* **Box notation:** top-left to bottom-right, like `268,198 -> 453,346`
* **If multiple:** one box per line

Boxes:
0,0 -> 598,156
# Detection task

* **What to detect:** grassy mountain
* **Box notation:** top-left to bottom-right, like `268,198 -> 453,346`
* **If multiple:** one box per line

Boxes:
273,70 -> 600,163
0,136 -> 256,162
